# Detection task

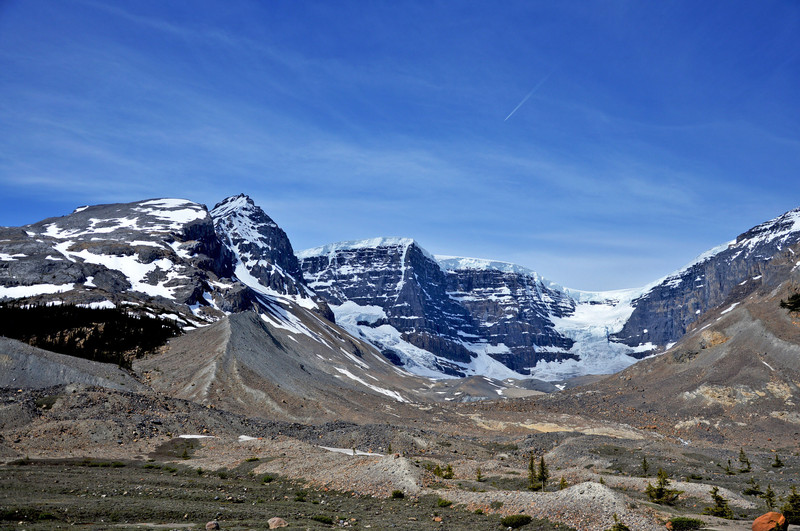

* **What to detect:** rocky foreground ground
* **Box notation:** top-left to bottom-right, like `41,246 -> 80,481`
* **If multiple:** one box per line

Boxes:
2,385 -> 800,530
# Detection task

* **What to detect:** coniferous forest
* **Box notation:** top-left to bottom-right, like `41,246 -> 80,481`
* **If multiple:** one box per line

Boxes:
0,303 -> 180,369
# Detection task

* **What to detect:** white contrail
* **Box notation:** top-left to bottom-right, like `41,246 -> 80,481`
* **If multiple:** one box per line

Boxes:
504,72 -> 552,121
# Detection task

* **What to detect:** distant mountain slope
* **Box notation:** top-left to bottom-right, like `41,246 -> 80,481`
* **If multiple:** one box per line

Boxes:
615,207 -> 800,348
0,336 -> 148,392
537,269 -> 800,447
299,207 -> 800,381
3,195 -> 799,385
137,310 -> 443,423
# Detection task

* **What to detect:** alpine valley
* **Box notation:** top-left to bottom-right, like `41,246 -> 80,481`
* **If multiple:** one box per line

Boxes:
2,194 -> 800,530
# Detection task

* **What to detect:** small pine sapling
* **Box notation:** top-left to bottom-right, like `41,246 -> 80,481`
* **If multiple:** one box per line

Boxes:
527,452 -> 538,491
742,476 -> 762,496
641,455 -> 649,477
761,484 -> 777,510
645,468 -> 682,505
781,485 -> 800,524
703,486 -> 733,519
604,513 -> 631,531
738,448 -> 750,473
772,454 -> 784,468
559,477 -> 568,490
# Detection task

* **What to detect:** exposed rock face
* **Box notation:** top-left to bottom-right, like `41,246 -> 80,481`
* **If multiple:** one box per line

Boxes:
299,241 -> 583,376
439,260 -> 576,371
616,207 -> 800,348
299,239 -> 478,370
210,194 -> 333,320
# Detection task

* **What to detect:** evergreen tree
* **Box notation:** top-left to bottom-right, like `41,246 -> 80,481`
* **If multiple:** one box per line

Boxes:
742,476 -> 762,496
772,454 -> 784,468
738,448 -> 750,472
761,484 -> 777,510
645,468 -> 682,505
537,456 -> 550,490
527,452 -> 538,490
641,456 -> 649,476
558,477 -> 568,490
781,485 -> 800,524
703,486 -> 734,519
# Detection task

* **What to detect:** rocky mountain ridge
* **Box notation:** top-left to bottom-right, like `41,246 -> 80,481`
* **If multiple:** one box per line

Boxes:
2,195 -> 799,384
299,207 -> 800,380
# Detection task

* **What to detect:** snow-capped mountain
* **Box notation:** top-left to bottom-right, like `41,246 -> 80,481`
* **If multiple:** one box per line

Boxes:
298,239 -> 650,380
299,206 -> 800,381
210,194 -> 333,321
615,207 -> 800,348
0,196 -> 431,407
4,195 -> 799,384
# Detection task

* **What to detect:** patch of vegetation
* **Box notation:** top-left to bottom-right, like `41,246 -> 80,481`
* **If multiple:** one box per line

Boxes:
604,513 -> 631,531
0,507 -> 60,522
245,456 -> 259,462
262,474 -> 275,484
391,490 -> 405,499
424,462 -> 455,479
500,514 -> 532,528
436,497 -> 452,507
645,469 -> 682,505
310,515 -> 334,524
489,500 -> 504,510
761,484 -> 777,510
703,486 -> 734,519
780,292 -> 800,312
0,303 -> 180,369
742,477 -> 762,496
782,485 -> 800,524
294,491 -> 307,502
34,395 -> 59,410
667,516 -> 705,530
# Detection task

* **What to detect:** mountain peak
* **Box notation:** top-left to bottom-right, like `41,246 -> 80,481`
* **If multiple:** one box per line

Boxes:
296,237 -> 435,262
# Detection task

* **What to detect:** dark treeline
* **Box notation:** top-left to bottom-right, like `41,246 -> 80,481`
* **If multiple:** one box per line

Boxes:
0,303 -> 180,369
780,292 -> 800,313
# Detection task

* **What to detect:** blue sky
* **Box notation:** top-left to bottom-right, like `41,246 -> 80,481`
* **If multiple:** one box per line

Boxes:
1,1 -> 799,290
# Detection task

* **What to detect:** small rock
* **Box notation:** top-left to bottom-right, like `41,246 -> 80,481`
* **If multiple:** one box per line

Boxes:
205,521 -> 220,530
268,517 -> 289,529
433,516 -> 442,522
752,512 -> 788,531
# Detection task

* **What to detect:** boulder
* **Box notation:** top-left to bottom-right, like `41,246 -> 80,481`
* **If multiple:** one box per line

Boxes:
205,521 -> 220,530
752,512 -> 788,531
268,517 -> 289,529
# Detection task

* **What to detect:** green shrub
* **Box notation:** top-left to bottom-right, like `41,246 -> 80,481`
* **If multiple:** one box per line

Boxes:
667,517 -> 705,530
500,514 -> 532,528
391,490 -> 404,499
489,500 -> 504,509
604,514 -> 631,531
436,497 -> 452,507
262,474 -> 275,483
310,515 -> 333,525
